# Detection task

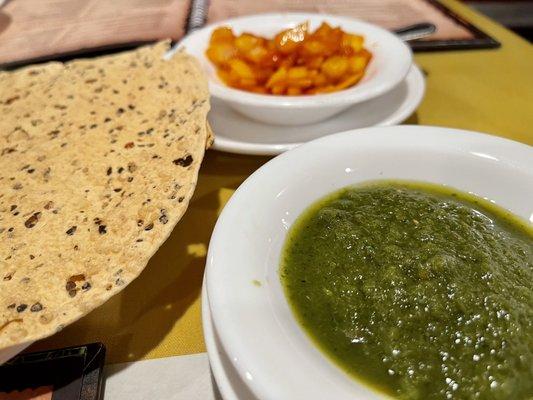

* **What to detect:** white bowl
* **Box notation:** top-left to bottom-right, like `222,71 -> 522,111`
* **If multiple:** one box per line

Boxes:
179,13 -> 413,126
206,125 -> 533,400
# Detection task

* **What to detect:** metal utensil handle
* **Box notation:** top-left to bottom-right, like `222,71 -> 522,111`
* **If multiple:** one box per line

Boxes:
394,23 -> 437,42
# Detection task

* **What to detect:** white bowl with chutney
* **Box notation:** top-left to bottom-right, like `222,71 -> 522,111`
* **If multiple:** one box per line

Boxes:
205,125 -> 533,399
178,13 -> 412,126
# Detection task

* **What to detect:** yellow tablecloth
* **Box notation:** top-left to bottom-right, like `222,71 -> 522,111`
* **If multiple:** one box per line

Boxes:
28,0 -> 532,364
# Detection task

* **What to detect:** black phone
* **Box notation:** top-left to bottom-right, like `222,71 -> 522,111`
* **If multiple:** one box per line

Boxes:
0,343 -> 106,400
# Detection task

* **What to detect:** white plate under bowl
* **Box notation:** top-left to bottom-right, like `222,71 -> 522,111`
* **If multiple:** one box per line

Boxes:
179,13 -> 412,126
206,126 -> 533,400
203,282 -> 257,400
210,64 -> 425,155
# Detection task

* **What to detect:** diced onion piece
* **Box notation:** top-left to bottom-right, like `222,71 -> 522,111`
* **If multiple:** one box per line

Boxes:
287,66 -> 308,80
314,22 -> 333,38
302,40 -> 327,56
349,50 -> 372,73
266,67 -> 288,88
342,33 -> 364,53
229,59 -> 255,79
321,56 -> 349,80
206,43 -> 237,67
210,27 -> 235,44
245,46 -> 269,64
235,34 -> 264,54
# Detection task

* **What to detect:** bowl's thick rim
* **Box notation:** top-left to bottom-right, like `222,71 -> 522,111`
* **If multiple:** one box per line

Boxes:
179,12 -> 413,108
206,125 -> 533,400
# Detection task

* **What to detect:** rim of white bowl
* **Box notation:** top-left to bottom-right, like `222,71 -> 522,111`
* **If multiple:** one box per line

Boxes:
202,283 -> 237,400
179,13 -> 413,108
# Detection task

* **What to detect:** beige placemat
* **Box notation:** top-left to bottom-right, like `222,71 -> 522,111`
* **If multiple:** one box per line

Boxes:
0,0 -> 188,66
207,0 -> 474,40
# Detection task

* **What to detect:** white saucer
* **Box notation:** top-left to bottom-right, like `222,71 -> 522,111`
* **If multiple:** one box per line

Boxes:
209,64 -> 425,156
202,283 -> 257,400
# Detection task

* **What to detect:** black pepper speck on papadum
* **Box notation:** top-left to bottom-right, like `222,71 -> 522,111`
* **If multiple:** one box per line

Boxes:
0,41 -> 210,351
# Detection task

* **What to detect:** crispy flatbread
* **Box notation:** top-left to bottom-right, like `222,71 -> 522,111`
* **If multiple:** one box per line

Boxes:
0,41 -> 210,350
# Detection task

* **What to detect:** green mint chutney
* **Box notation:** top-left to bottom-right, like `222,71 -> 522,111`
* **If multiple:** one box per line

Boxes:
280,181 -> 532,399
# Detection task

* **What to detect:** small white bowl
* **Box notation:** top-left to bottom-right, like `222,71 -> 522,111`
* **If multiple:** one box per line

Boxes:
206,126 -> 533,399
179,13 -> 413,126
